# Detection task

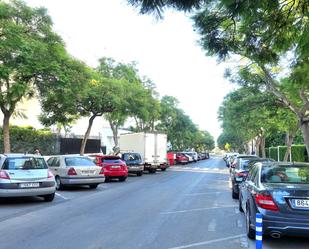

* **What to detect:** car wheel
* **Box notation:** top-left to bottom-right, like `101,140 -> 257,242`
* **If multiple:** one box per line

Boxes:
161,168 -> 166,171
232,182 -> 238,199
119,176 -> 127,182
149,169 -> 156,174
43,193 -> 55,202
89,184 -> 98,189
246,206 -> 255,239
239,194 -> 244,212
105,176 -> 110,183
55,176 -> 63,190
136,172 -> 143,177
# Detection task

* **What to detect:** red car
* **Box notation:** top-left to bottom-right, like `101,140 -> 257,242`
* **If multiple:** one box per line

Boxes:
93,155 -> 128,182
176,153 -> 189,165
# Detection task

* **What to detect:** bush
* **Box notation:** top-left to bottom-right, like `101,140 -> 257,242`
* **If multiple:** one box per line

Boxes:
0,126 -> 58,155
269,147 -> 278,161
278,146 -> 287,161
291,145 -> 307,162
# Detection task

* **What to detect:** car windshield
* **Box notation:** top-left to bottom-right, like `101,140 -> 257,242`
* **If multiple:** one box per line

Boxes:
65,157 -> 96,167
124,154 -> 141,161
261,165 -> 309,184
2,157 -> 48,170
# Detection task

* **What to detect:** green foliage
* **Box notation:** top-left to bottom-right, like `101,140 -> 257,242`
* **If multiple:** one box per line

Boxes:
268,145 -> 307,162
269,147 -> 278,161
279,146 -> 287,162
291,145 -> 307,162
0,126 -> 57,154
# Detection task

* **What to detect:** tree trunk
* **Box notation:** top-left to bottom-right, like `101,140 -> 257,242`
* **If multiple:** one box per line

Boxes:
260,135 -> 266,158
3,114 -> 11,153
80,115 -> 96,156
255,137 -> 260,157
300,121 -> 309,159
109,121 -> 119,148
284,124 -> 299,162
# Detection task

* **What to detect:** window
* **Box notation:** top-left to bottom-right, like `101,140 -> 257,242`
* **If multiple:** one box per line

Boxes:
102,157 -> 122,163
65,157 -> 96,167
261,165 -> 309,184
2,157 -> 47,170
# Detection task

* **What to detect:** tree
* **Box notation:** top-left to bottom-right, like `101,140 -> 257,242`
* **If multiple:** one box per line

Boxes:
127,0 -> 204,17
193,0 -> 309,155
0,0 -> 68,153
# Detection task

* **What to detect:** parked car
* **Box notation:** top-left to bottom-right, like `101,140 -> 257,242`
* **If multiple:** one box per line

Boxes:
47,155 -> 105,189
121,152 -> 143,176
230,155 -> 259,198
183,152 -> 198,162
93,155 -> 128,182
175,153 -> 189,165
224,153 -> 239,167
239,162 -> 309,239
0,154 -> 56,201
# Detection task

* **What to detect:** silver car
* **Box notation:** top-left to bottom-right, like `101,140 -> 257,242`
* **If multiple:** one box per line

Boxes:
47,155 -> 105,190
0,154 -> 56,202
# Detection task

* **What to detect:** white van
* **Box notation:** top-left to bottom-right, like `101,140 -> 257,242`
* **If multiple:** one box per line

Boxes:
183,152 -> 198,162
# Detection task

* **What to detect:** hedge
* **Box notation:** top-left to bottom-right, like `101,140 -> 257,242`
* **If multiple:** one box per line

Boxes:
0,126 -> 58,155
267,144 -> 307,162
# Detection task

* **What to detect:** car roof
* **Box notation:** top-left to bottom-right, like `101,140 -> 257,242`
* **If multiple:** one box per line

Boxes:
1,153 -> 44,158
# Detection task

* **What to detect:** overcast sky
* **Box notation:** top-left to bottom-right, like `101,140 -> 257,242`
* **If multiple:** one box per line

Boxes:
25,0 -> 235,140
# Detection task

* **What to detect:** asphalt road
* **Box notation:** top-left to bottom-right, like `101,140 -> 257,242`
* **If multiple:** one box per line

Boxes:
0,156 -> 309,249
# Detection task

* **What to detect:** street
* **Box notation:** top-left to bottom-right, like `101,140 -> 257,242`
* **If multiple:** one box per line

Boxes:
0,157 -> 309,249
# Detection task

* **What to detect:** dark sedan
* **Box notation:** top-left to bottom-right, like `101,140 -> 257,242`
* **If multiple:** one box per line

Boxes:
239,162 -> 309,239
230,155 -> 259,198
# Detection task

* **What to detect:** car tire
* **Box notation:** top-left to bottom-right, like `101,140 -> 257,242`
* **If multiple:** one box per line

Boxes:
239,194 -> 244,212
161,168 -> 166,171
43,193 -> 55,202
136,172 -> 143,177
246,206 -> 255,239
232,182 -> 238,199
55,176 -> 63,191
149,169 -> 156,174
105,176 -> 110,183
89,184 -> 98,189
119,176 -> 127,182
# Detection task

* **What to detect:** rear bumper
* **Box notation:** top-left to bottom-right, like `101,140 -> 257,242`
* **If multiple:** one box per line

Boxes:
61,176 -> 105,185
0,186 -> 55,197
261,212 -> 309,236
104,171 -> 128,177
127,166 -> 143,173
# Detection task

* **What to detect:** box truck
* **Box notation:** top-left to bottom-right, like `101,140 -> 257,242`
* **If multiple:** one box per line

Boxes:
119,132 -> 168,173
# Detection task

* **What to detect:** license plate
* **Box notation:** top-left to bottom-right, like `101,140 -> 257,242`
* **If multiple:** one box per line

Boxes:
294,199 -> 309,208
82,170 -> 95,175
20,182 -> 40,188
111,166 -> 120,169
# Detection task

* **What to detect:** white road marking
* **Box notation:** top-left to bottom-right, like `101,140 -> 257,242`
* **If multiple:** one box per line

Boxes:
168,234 -> 246,249
55,193 -> 69,200
185,191 -> 224,196
207,218 -> 217,232
161,205 -> 238,215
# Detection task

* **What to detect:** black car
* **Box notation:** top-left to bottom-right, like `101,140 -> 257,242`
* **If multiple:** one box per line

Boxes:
121,152 -> 144,176
239,162 -> 309,239
230,155 -> 259,198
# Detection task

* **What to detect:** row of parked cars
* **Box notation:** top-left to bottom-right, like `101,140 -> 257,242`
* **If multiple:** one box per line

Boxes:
0,152 -> 168,202
225,153 -> 309,239
175,152 -> 209,164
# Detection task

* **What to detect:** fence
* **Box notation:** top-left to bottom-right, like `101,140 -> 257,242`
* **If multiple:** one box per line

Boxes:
266,144 -> 308,162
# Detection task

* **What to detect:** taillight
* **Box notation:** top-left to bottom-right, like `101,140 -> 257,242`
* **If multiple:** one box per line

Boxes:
47,170 -> 54,178
67,168 -> 77,176
99,167 -> 105,175
0,170 -> 10,179
235,172 -> 246,177
255,194 -> 279,211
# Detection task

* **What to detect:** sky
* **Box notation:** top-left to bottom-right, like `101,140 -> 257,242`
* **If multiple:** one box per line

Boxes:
25,0 -> 235,141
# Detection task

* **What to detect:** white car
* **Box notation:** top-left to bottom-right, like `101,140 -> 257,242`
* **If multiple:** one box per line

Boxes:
0,154 -> 56,201
183,152 -> 198,162
47,155 -> 105,190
